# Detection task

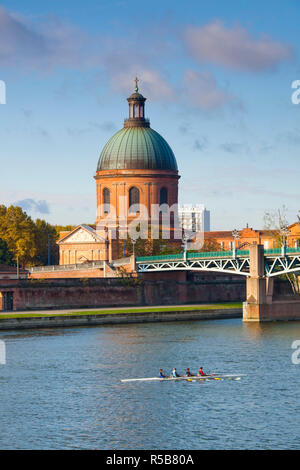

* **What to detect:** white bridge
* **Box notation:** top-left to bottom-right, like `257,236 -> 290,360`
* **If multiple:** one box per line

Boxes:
136,248 -> 300,278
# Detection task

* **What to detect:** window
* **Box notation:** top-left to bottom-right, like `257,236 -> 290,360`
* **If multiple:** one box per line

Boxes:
103,188 -> 110,214
160,187 -> 168,205
129,187 -> 140,213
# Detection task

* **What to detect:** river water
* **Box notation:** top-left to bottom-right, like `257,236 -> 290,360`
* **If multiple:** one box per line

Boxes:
0,318 -> 299,450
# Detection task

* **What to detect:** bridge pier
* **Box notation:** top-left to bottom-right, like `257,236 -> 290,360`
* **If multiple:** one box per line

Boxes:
243,244 -> 300,321
243,245 -> 268,322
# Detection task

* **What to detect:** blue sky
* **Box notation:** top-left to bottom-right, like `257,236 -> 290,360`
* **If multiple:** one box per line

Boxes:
0,0 -> 299,230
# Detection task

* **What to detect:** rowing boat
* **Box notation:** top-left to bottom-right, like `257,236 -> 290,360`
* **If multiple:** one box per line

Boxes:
120,374 -> 246,383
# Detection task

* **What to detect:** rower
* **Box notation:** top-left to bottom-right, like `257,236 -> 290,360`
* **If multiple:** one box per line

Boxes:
198,367 -> 208,376
171,368 -> 180,378
159,369 -> 166,378
186,368 -> 195,377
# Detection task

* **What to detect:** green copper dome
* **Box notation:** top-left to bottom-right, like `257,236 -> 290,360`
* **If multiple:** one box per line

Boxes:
97,83 -> 178,172
97,126 -> 178,171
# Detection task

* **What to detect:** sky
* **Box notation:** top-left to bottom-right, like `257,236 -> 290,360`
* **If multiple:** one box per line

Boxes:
0,0 -> 300,230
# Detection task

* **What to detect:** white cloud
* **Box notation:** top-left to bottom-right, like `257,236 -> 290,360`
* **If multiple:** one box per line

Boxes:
182,69 -> 231,110
184,21 -> 293,72
13,198 -> 50,214
0,6 -> 86,71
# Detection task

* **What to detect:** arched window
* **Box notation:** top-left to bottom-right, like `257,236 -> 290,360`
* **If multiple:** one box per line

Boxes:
160,187 -> 168,205
103,188 -> 110,214
129,187 -> 140,213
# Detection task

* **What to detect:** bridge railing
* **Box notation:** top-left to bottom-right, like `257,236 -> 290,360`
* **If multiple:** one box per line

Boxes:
136,247 -> 300,263
264,248 -> 300,255
136,249 -> 250,263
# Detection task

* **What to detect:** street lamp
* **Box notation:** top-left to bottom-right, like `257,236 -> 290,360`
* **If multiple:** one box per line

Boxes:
16,255 -> 19,280
47,232 -> 51,266
280,225 -> 291,256
232,229 -> 241,258
131,237 -> 137,258
181,233 -> 189,261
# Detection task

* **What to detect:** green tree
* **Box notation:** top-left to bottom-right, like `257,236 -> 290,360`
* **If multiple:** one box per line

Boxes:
118,225 -> 182,258
199,239 -> 222,252
54,225 -> 76,237
0,238 -> 14,265
0,205 -> 37,265
34,219 -> 59,266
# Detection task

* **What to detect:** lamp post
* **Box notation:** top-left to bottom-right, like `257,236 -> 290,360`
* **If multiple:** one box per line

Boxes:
181,233 -> 188,261
131,238 -> 137,258
232,229 -> 241,258
48,232 -> 51,266
280,225 -> 290,256
16,255 -> 19,280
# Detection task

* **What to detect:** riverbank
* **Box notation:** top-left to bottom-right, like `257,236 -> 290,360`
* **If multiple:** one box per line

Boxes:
0,303 -> 242,330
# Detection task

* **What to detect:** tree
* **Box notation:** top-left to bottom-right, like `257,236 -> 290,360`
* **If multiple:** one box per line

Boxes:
54,225 -> 76,236
0,238 -> 14,265
264,205 -> 289,248
0,205 -> 37,265
199,239 -> 222,252
264,206 -> 300,294
0,204 -> 79,267
34,219 -> 59,266
118,225 -> 181,258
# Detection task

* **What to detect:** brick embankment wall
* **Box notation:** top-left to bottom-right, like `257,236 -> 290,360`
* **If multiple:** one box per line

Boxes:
0,271 -> 246,311
0,278 -> 143,311
142,271 -> 246,305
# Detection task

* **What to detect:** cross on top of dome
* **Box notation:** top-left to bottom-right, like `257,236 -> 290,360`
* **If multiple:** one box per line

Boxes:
134,77 -> 139,92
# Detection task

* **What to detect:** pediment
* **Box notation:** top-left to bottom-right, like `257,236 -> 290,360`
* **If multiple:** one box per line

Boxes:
59,225 -> 105,244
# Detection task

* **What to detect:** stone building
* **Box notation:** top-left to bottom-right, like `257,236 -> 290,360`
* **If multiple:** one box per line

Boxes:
204,223 -> 300,251
58,81 -> 180,265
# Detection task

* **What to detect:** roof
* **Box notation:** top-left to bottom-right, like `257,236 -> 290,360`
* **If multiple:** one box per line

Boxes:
58,225 -> 106,244
97,126 -> 178,171
127,92 -> 146,101
204,228 -> 280,239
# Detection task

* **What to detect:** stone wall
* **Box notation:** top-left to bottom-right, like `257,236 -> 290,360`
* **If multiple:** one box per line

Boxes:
142,271 -> 246,305
29,268 -> 105,279
0,271 -> 246,311
4,278 -> 143,311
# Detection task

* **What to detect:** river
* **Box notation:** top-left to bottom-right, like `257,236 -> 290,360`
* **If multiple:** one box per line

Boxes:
0,318 -> 299,449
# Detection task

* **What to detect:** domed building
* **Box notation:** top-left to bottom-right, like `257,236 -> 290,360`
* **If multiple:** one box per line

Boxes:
58,81 -> 180,265
95,81 -> 179,229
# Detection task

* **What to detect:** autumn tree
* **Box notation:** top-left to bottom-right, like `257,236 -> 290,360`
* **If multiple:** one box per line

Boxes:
34,219 -> 59,266
0,238 -> 14,265
0,205 -> 37,265
199,239 -> 222,252
118,224 -> 181,258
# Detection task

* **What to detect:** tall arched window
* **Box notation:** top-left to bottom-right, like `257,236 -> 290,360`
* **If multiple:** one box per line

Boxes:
103,188 -> 110,214
129,187 -> 140,213
160,187 -> 168,205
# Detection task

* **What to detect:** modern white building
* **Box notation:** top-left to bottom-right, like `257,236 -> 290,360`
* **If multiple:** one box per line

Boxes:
179,204 -> 210,235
